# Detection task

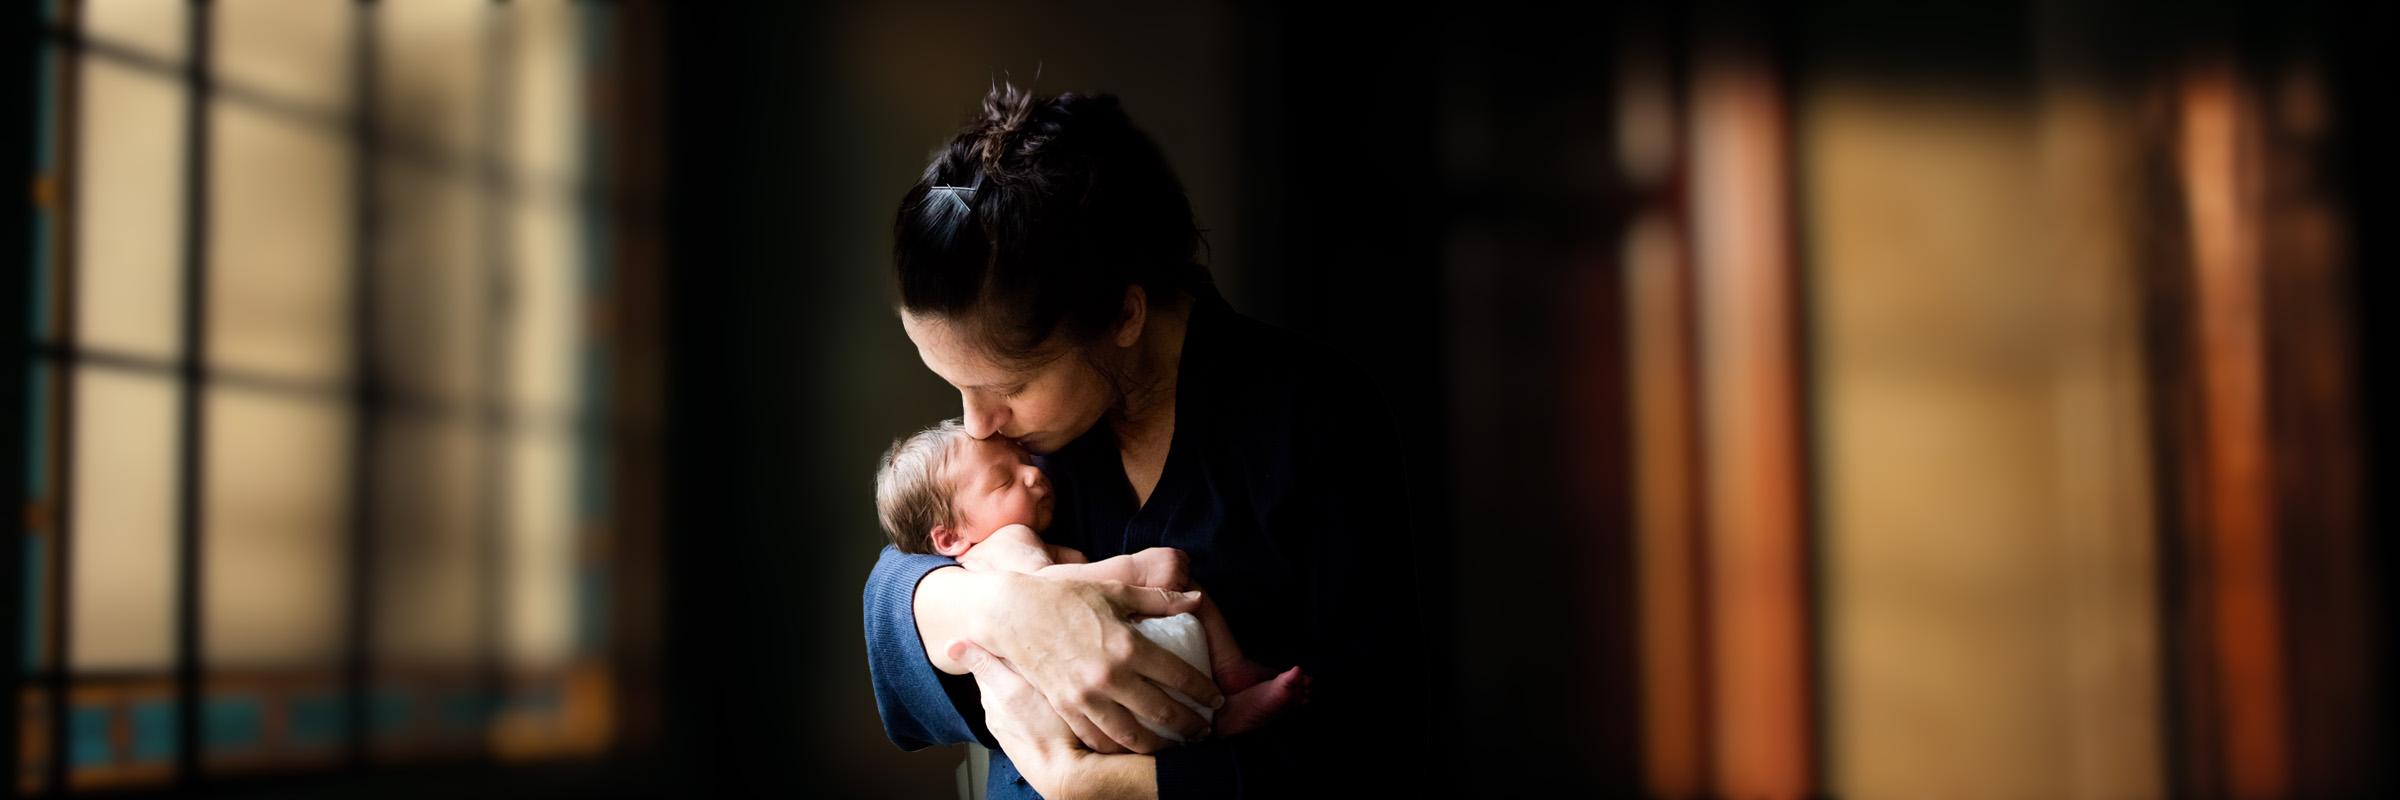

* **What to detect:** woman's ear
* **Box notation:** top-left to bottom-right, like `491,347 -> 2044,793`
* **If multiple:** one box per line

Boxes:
1113,284 -> 1148,348
930,524 -> 969,557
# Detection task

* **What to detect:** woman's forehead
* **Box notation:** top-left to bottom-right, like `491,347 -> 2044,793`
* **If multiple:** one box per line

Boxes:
902,310 -> 1072,384
902,312 -> 1013,383
946,436 -> 1020,473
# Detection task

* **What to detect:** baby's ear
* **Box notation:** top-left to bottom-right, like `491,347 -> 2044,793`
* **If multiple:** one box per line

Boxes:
930,524 -> 968,557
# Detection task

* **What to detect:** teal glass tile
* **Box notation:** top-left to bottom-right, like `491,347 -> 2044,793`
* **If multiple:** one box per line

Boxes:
515,683 -> 561,716
27,360 -> 50,497
68,706 -> 112,767
369,687 -> 413,737
203,694 -> 262,753
439,690 -> 488,734
31,35 -> 58,338
576,8 -> 613,293
29,214 -> 52,339
576,569 -> 607,653
128,701 -> 176,762
287,693 -> 348,748
21,536 -> 41,670
35,23 -> 58,170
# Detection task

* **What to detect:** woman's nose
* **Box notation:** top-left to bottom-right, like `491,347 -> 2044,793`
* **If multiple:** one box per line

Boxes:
961,392 -> 1006,439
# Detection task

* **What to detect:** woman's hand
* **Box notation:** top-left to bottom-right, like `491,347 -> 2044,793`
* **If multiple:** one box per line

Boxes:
968,572 -> 1223,754
950,640 -> 1087,796
950,641 -> 1164,799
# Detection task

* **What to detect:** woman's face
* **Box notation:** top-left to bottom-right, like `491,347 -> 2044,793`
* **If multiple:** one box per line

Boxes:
901,310 -> 1116,455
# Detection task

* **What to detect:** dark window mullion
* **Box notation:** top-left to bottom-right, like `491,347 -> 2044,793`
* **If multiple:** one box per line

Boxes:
473,0 -> 519,752
344,0 -> 380,771
172,0 -> 214,784
26,342 -> 580,436
46,0 -> 85,792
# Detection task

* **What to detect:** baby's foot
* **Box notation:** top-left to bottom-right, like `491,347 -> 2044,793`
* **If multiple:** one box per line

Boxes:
1212,666 -> 1309,737
1216,658 -> 1281,694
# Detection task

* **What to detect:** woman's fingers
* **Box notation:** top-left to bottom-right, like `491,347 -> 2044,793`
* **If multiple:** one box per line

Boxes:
958,639 -> 1122,754
1130,634 -> 1224,712
1082,696 -> 1176,754
1061,710 -> 1124,754
1114,674 -> 1211,742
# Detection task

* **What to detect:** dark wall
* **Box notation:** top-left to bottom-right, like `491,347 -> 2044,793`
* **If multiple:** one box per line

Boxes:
660,3 -> 863,796
654,2 -> 1644,795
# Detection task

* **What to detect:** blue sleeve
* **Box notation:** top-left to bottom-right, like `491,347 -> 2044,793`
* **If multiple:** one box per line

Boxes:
864,544 -> 998,751
1153,381 -> 1432,798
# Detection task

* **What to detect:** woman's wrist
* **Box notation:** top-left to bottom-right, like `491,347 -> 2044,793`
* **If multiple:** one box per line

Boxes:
1048,751 -> 1155,800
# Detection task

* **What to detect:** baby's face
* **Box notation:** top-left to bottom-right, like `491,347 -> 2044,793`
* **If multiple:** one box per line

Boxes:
943,435 -> 1054,545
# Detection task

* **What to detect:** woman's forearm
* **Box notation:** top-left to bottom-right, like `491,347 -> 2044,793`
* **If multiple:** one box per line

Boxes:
1054,753 -> 1156,800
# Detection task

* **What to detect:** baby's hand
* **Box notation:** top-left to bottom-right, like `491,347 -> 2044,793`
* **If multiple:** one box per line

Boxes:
1127,547 -> 1193,592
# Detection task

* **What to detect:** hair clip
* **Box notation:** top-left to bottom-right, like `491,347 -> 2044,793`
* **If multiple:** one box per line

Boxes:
927,183 -> 976,215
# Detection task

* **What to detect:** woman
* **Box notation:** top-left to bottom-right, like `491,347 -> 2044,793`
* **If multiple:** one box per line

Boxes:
863,82 -> 1428,799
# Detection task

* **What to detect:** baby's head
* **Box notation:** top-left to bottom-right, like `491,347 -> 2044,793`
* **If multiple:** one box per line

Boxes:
875,418 -> 1054,557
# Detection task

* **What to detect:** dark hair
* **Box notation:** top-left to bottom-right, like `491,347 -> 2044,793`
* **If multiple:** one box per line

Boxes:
892,81 -> 1211,365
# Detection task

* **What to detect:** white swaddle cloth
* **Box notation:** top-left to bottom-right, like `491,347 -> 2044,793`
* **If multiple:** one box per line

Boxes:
1129,612 -> 1215,743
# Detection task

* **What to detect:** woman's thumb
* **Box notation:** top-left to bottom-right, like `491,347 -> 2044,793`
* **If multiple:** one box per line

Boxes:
946,639 -> 991,671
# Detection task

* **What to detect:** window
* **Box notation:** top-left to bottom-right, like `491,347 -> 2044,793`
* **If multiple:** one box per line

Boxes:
16,1 -> 657,792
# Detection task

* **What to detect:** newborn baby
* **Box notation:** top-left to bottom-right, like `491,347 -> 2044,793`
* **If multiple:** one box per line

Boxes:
874,418 -> 1308,742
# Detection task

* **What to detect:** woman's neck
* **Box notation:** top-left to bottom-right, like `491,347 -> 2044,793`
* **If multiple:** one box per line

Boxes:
1109,292 -> 1192,483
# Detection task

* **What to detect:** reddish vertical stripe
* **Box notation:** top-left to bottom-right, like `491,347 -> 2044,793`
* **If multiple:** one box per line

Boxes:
2178,60 -> 2288,799
1627,212 -> 1710,798
1690,42 -> 1814,800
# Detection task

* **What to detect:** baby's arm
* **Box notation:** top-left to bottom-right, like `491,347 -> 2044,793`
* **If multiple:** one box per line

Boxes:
1033,547 -> 1189,591
954,524 -> 1055,574
957,527 -> 1171,589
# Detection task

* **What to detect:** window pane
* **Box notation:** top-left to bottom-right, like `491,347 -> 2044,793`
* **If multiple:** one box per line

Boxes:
214,0 -> 351,110
83,1 -> 185,55
76,3 -> 187,359
209,0 -> 355,381
505,0 -> 583,422
372,416 -> 482,666
70,369 -> 179,671
498,1 -> 586,673
203,389 -> 350,668
504,435 -> 573,669
377,0 -> 489,408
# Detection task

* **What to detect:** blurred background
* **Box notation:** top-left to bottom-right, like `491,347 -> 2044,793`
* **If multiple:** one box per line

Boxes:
4,1 -> 2393,797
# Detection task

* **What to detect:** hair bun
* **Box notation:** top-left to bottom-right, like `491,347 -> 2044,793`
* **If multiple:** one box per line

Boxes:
976,81 -> 1041,176
896,80 -> 1208,366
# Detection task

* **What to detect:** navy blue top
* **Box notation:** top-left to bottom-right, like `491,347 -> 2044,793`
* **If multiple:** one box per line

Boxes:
863,287 -> 1432,798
